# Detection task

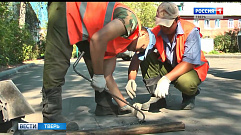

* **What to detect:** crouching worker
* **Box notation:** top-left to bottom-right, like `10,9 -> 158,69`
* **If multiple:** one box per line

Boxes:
42,2 -> 154,131
125,2 -> 209,112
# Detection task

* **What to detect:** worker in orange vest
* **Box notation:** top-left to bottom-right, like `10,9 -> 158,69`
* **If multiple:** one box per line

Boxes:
42,2 -> 155,131
125,2 -> 209,112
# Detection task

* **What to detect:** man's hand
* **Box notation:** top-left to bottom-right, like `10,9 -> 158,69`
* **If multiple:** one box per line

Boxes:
125,80 -> 137,99
91,74 -> 106,93
154,76 -> 171,98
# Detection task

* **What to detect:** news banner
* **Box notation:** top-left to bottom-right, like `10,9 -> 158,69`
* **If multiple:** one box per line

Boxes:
194,7 -> 223,19
18,123 -> 66,130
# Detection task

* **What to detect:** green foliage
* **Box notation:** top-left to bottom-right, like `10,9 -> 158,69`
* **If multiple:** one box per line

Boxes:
0,2 -> 38,66
72,44 -> 79,58
122,2 -> 160,28
208,50 -> 220,54
37,38 -> 46,58
214,28 -> 240,53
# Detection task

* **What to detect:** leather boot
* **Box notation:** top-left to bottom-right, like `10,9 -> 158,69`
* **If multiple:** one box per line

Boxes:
94,90 -> 118,116
42,87 -> 79,131
181,89 -> 200,110
141,85 -> 166,111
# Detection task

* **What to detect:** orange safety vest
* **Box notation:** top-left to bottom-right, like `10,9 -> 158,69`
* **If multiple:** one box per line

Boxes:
66,2 -> 140,59
152,19 -> 209,82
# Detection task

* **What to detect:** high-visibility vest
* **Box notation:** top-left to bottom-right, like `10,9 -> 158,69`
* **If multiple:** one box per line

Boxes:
152,19 -> 209,82
66,2 -> 140,59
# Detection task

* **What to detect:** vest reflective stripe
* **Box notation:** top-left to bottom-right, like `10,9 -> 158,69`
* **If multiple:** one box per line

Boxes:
104,2 -> 115,26
152,19 -> 209,82
79,2 -> 88,40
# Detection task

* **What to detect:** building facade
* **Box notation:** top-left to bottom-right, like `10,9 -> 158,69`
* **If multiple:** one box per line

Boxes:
176,2 -> 241,38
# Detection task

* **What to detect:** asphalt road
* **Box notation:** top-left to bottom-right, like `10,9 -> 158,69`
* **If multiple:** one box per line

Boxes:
1,57 -> 241,135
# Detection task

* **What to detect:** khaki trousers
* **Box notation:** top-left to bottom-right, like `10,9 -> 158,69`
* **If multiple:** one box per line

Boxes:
140,51 -> 201,96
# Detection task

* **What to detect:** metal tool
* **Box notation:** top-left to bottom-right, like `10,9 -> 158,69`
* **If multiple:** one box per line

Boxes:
0,80 -> 35,134
73,51 -> 146,123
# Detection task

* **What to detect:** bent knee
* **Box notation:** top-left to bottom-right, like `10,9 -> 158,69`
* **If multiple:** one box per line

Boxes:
174,76 -> 200,95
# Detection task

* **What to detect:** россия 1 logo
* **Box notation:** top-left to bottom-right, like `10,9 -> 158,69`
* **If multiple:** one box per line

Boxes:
194,7 -> 223,19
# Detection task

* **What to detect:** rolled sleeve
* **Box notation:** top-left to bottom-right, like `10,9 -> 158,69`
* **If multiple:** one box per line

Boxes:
182,27 -> 201,65
113,7 -> 138,38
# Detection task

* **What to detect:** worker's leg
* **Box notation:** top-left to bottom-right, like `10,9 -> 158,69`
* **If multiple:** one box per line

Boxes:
173,70 -> 201,110
42,2 -> 78,131
139,51 -> 171,111
76,41 -> 118,116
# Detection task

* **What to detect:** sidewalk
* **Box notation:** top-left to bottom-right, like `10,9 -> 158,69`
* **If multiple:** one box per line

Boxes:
0,59 -> 43,80
204,53 -> 241,58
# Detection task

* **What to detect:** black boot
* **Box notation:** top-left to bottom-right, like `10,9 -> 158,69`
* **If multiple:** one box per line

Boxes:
141,85 -> 167,111
181,89 -> 200,110
42,87 -> 79,131
95,90 -> 118,116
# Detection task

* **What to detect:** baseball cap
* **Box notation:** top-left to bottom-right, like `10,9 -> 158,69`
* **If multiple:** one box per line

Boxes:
137,27 -> 156,61
155,2 -> 179,27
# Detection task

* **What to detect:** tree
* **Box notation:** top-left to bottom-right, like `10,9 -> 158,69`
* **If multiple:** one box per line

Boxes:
19,2 -> 26,28
0,2 -> 38,66
122,2 -> 161,28
31,2 -> 48,28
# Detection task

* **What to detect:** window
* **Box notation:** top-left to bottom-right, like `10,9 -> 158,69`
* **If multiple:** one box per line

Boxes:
215,19 -> 220,28
204,19 -> 210,29
194,19 -> 199,27
228,19 -> 234,28
239,19 -> 241,28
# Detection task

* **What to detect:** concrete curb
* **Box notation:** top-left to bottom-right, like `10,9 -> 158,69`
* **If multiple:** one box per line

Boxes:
0,63 -> 35,79
204,54 -> 241,58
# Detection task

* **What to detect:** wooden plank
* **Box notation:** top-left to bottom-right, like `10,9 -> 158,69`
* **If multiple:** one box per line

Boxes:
67,122 -> 185,135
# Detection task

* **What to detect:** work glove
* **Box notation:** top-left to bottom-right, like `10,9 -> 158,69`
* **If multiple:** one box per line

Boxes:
125,80 -> 137,99
154,76 -> 171,99
91,74 -> 106,93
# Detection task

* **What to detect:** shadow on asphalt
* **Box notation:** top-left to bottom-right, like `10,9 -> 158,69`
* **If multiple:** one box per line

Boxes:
208,68 -> 241,80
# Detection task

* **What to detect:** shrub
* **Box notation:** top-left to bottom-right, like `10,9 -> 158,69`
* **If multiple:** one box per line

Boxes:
214,28 -> 240,53
0,2 -> 39,66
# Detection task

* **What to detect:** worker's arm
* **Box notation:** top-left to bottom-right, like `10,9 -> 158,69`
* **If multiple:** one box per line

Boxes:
104,57 -> 127,107
166,28 -> 201,81
125,54 -> 141,99
128,54 -> 141,80
90,19 -> 126,92
90,19 -> 126,75
165,61 -> 194,81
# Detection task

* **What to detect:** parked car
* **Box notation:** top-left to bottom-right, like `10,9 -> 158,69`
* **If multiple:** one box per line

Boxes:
117,50 -> 135,61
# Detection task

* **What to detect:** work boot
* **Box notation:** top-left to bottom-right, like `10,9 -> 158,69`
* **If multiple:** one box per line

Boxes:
141,84 -> 166,111
118,104 -> 132,115
95,90 -> 118,116
141,94 -> 166,111
42,87 -> 79,131
118,103 -> 142,118
181,89 -> 200,110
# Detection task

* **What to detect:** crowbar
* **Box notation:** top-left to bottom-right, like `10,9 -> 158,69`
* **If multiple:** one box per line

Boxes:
73,51 -> 146,123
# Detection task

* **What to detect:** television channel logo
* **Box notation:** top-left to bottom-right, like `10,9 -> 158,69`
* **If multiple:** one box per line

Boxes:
18,123 -> 38,130
18,123 -> 66,130
194,7 -> 223,19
